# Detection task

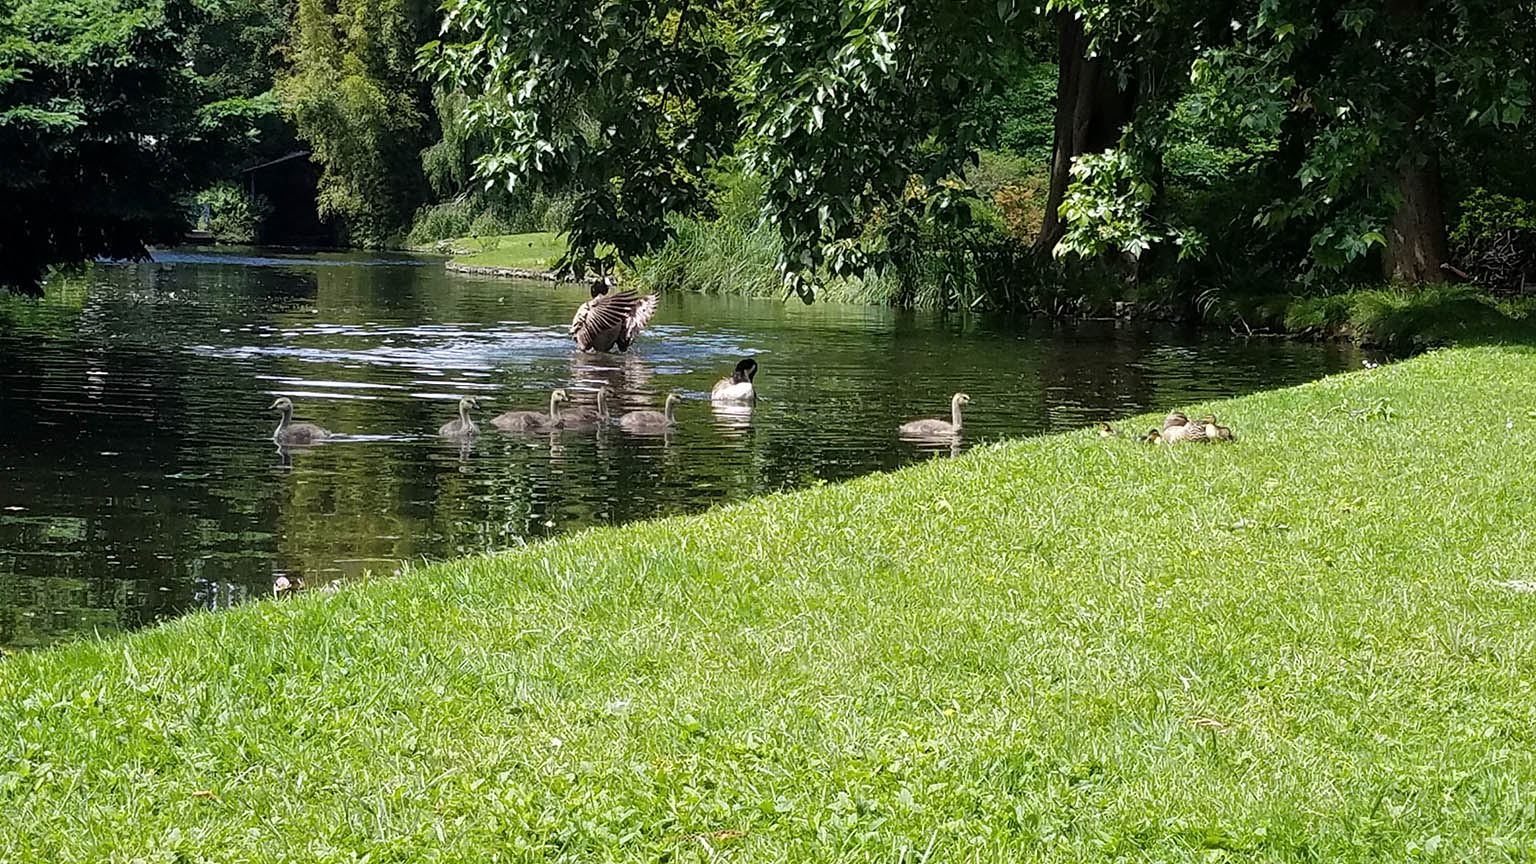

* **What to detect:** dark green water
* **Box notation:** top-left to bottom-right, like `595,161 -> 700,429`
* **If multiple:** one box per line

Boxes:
0,248 -> 1366,647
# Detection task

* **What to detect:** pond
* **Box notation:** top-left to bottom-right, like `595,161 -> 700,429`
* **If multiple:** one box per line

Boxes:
0,248 -> 1367,647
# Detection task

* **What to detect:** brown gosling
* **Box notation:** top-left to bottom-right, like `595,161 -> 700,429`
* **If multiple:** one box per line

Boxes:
1198,414 -> 1235,441
270,397 -> 332,445
898,393 -> 970,437
438,396 -> 481,439
619,393 -> 681,431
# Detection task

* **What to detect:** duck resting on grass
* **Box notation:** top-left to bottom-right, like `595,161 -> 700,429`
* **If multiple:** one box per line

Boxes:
619,393 -> 681,432
269,397 -> 332,445
1159,411 -> 1208,444
898,393 -> 970,437
570,277 -> 658,352
439,396 -> 480,440
711,358 -> 758,404
492,389 -> 571,432
1199,414 -> 1235,441
1143,411 -> 1235,444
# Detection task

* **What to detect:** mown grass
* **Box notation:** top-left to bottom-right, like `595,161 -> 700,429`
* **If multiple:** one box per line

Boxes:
7,347 -> 1536,862
426,231 -> 568,270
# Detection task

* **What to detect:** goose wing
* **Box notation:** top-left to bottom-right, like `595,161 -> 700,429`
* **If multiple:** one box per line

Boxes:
572,291 -> 646,349
624,293 -> 659,343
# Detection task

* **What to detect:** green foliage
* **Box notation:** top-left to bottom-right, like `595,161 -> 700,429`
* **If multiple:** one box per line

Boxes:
10,347 -> 1536,859
629,171 -> 785,298
1283,283 -> 1536,351
405,191 -> 571,246
188,0 -> 293,99
628,169 -> 901,305
741,0 -> 1030,300
428,0 -> 744,276
1055,149 -> 1204,263
968,59 -> 1056,163
1450,188 -> 1536,250
0,0 -> 226,293
277,0 -> 434,246
195,183 -> 273,243
1182,0 -> 1535,277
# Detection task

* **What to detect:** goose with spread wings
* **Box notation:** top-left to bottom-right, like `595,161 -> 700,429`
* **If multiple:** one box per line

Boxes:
570,278 -> 658,352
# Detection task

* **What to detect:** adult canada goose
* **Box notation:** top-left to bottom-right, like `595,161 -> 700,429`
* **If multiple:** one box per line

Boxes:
711,358 -> 758,404
559,387 -> 612,430
439,396 -> 480,439
619,393 -> 681,431
570,277 -> 659,352
269,397 -> 332,445
492,389 -> 570,432
898,393 -> 970,437
1198,414 -> 1236,441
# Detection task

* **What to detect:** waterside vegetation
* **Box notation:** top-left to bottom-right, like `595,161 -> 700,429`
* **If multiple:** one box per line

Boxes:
6,346 -> 1536,861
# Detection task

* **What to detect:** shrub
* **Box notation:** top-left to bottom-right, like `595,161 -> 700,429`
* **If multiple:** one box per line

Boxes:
1450,188 -> 1536,295
195,184 -> 272,244
1450,188 -> 1536,249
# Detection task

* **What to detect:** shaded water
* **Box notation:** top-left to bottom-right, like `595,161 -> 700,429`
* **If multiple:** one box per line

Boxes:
0,248 -> 1366,647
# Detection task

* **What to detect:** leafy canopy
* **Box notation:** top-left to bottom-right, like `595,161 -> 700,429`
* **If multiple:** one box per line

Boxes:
0,0 -> 227,294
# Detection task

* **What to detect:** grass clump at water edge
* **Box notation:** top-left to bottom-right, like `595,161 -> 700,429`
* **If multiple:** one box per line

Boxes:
6,346 -> 1536,861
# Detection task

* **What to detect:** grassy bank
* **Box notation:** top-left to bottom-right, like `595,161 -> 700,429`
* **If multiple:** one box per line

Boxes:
7,347 -> 1536,861
419,231 -> 567,270
1279,283 -> 1536,351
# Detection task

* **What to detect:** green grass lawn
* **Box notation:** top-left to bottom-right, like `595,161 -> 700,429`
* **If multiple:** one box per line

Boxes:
6,347 -> 1536,861
425,231 -> 568,270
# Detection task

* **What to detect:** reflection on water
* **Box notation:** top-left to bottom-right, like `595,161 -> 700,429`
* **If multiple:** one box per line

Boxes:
0,249 -> 1366,647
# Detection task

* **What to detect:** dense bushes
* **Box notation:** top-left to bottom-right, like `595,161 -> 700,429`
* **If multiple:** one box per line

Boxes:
405,192 -> 572,247
194,184 -> 273,244
1450,189 -> 1536,295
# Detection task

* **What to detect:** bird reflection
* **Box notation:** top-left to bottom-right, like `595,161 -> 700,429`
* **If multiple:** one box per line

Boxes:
546,431 -> 566,461
566,349 -> 657,398
710,401 -> 754,434
898,432 -> 964,459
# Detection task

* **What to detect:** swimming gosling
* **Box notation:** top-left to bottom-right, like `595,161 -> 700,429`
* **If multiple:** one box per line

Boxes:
270,397 -> 332,445
492,389 -> 570,432
619,393 -> 681,431
898,393 -> 970,437
439,396 -> 480,439
559,387 -> 613,430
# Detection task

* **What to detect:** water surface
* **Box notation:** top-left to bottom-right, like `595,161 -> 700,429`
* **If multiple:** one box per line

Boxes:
0,248 -> 1365,647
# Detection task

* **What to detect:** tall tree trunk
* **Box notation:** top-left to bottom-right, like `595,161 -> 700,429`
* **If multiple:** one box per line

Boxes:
1033,11 -> 1137,257
1384,147 -> 1448,282
1382,0 -> 1448,282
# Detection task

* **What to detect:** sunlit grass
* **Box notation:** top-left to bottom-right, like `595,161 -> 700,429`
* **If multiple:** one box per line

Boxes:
433,231 -> 568,270
5,346 -> 1536,861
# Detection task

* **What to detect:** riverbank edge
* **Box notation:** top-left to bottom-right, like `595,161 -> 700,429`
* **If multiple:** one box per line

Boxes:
443,260 -> 585,283
423,233 -> 1535,352
6,346 -> 1536,860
